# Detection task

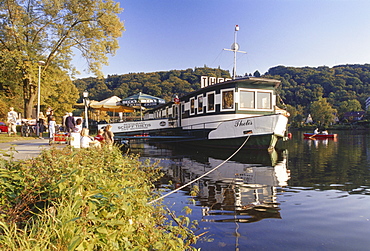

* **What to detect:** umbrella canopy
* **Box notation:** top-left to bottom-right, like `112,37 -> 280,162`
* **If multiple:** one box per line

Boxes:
119,92 -> 165,109
90,96 -> 134,113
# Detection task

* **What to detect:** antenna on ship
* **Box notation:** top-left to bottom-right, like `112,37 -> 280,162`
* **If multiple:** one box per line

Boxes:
224,25 -> 247,79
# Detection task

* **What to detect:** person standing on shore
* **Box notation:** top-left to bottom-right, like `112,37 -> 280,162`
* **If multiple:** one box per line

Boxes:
47,109 -> 54,125
7,107 -> 18,136
38,112 -> 47,138
103,125 -> 114,148
65,113 -> 75,133
49,116 -> 56,139
62,112 -> 69,131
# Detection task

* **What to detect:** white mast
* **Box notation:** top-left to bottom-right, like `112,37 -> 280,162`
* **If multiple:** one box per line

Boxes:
224,25 -> 247,79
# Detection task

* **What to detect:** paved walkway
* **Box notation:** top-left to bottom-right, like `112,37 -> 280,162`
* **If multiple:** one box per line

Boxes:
0,138 -> 66,161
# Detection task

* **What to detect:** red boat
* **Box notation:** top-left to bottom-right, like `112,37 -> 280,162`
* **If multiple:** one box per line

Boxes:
303,133 -> 337,139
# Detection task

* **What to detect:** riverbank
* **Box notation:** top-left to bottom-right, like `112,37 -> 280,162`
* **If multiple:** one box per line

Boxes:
0,137 -> 65,160
290,122 -> 370,131
0,145 -> 198,250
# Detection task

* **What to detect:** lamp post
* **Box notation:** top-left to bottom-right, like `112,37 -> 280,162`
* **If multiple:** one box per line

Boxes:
83,90 -> 89,129
37,60 -> 45,137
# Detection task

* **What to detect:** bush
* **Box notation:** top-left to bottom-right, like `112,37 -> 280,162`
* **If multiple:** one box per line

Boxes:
0,146 -> 197,250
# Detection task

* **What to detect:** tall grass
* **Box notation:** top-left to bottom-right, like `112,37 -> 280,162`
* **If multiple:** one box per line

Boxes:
0,146 -> 197,250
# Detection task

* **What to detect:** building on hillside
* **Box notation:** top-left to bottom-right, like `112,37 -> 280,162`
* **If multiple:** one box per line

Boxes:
305,114 -> 313,124
366,97 -> 370,111
343,111 -> 366,122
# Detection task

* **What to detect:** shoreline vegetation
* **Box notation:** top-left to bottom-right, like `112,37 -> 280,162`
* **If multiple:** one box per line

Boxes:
0,145 -> 199,250
289,120 -> 370,131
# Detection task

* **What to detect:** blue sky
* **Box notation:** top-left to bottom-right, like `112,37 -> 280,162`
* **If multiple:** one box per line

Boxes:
73,0 -> 370,78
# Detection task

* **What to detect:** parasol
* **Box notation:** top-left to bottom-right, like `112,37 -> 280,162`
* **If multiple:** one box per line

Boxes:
119,92 -> 165,109
89,96 -> 134,113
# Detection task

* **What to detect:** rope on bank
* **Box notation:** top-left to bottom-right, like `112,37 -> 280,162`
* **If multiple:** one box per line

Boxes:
148,134 -> 252,205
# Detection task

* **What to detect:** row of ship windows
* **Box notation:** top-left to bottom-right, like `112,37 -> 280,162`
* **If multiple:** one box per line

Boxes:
151,89 -> 273,118
187,89 -> 273,114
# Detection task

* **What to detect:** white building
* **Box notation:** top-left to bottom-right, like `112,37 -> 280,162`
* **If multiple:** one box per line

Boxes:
366,97 -> 370,111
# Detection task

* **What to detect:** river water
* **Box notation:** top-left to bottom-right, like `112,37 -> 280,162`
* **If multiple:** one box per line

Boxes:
129,130 -> 370,250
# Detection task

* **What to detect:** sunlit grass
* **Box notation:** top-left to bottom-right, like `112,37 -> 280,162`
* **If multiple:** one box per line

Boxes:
0,133 -> 39,143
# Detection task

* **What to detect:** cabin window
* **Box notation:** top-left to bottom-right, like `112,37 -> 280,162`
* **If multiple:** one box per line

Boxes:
239,88 -> 274,110
190,98 -> 195,115
221,89 -> 234,110
181,102 -> 185,114
173,105 -> 177,118
207,92 -> 215,112
257,92 -> 272,109
240,90 -> 255,109
198,95 -> 203,113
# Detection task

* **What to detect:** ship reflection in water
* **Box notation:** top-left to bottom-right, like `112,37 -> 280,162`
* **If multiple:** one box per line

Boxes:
131,143 -> 290,224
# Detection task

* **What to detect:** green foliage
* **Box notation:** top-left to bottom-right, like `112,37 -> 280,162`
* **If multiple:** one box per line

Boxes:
74,67 -> 231,102
0,146 -> 197,250
266,64 -> 370,123
42,68 -> 79,118
253,70 -> 261,77
0,99 -> 10,120
0,0 -> 124,117
286,104 -> 305,127
310,98 -> 337,126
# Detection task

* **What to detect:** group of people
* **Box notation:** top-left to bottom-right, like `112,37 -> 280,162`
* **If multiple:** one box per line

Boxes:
80,125 -> 114,148
6,107 -> 115,149
61,112 -> 114,148
7,106 -> 56,138
313,128 -> 329,135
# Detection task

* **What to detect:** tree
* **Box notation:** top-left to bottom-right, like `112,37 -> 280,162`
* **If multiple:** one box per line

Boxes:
253,70 -> 261,77
43,69 -> 79,118
310,98 -> 337,126
0,0 -> 124,118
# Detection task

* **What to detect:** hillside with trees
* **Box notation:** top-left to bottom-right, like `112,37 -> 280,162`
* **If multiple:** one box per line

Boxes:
74,67 -> 230,102
74,64 -> 370,126
265,64 -> 370,126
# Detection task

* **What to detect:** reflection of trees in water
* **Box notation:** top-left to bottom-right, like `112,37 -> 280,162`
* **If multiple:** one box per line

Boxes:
287,132 -> 370,192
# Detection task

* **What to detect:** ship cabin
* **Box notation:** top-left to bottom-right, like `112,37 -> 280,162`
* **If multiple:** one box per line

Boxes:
143,77 -> 282,129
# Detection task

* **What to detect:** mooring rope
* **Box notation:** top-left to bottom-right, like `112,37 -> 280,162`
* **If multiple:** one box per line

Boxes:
148,134 -> 251,205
